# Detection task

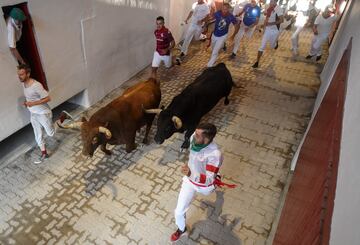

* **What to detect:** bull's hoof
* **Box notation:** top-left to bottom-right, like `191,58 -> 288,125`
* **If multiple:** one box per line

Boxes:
181,141 -> 190,149
125,144 -> 137,153
224,97 -> 230,105
102,149 -> 112,155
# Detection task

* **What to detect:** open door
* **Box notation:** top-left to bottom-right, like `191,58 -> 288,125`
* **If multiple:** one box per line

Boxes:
2,2 -> 48,90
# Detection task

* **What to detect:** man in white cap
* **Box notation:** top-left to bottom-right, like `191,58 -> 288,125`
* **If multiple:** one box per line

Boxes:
306,5 -> 338,61
7,7 -> 27,64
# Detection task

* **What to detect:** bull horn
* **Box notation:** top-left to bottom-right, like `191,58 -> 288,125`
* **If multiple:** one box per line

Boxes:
99,126 -> 112,139
144,108 -> 162,114
172,116 -> 182,129
57,121 -> 83,130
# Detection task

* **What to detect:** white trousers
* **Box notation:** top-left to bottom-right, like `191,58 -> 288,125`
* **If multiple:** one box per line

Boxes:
258,27 -> 279,52
152,51 -> 172,68
30,112 -> 55,151
309,34 -> 328,57
291,26 -> 304,53
174,176 -> 215,231
181,23 -> 203,55
232,23 -> 256,54
207,33 -> 228,67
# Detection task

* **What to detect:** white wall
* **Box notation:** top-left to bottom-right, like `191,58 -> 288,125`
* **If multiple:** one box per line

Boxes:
168,0 -> 194,42
326,1 -> 360,244
288,0 -> 360,244
0,0 -> 193,141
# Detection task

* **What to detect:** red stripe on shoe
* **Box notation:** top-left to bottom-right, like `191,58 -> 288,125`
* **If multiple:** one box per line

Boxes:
199,174 -> 206,184
206,164 -> 219,173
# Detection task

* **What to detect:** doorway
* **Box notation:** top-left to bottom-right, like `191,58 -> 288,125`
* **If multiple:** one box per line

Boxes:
2,2 -> 48,90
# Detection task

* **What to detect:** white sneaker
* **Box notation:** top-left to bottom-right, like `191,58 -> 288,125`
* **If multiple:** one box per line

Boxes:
34,154 -> 49,164
199,34 -> 207,40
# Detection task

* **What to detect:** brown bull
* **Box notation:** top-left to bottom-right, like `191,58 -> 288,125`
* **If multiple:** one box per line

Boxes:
58,78 -> 161,156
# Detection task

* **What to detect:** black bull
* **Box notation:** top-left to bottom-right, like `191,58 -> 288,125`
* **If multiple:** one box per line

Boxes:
145,63 -> 235,149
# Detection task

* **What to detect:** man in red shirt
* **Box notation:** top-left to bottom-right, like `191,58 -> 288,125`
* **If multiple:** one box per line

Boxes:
151,16 -> 176,79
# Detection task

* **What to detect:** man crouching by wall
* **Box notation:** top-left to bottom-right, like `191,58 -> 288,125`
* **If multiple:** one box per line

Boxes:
18,64 -> 68,164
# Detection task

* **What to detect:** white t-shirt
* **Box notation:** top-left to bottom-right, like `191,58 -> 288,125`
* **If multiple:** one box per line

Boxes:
266,5 -> 283,31
188,134 -> 222,186
191,2 -> 210,25
23,80 -> 51,114
314,14 -> 338,36
233,1 -> 248,20
7,17 -> 22,48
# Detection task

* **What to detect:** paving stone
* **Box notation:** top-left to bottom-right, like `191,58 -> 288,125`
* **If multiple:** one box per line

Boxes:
0,27 -> 324,244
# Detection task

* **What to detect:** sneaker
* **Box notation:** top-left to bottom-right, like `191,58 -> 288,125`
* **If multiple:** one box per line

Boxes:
252,61 -> 259,68
306,55 -> 313,59
199,34 -> 207,41
34,153 -> 49,164
170,228 -> 187,242
175,58 -> 181,66
59,110 -> 73,123
316,55 -> 322,61
230,53 -> 236,59
274,41 -> 279,50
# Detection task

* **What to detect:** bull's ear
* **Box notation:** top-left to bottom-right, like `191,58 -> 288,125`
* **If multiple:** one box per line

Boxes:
81,117 -> 87,122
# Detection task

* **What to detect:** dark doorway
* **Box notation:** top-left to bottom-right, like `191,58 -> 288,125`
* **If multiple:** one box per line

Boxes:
2,2 -> 48,90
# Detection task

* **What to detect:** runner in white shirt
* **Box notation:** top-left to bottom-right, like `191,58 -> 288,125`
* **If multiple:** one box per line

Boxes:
306,5 -> 338,61
180,0 -> 210,57
7,8 -> 26,65
252,0 -> 283,68
18,64 -> 69,164
170,123 -> 222,242
289,0 -> 310,56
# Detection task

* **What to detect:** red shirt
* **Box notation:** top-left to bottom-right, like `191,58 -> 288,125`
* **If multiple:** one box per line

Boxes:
154,27 -> 174,56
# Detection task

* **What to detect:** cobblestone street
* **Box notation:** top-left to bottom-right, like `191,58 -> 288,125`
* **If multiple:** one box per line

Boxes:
0,28 -> 323,245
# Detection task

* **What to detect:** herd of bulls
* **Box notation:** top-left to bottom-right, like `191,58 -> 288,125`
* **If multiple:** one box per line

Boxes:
58,63 -> 236,157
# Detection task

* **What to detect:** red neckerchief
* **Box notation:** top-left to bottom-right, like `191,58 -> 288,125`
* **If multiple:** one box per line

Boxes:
266,5 -> 276,17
